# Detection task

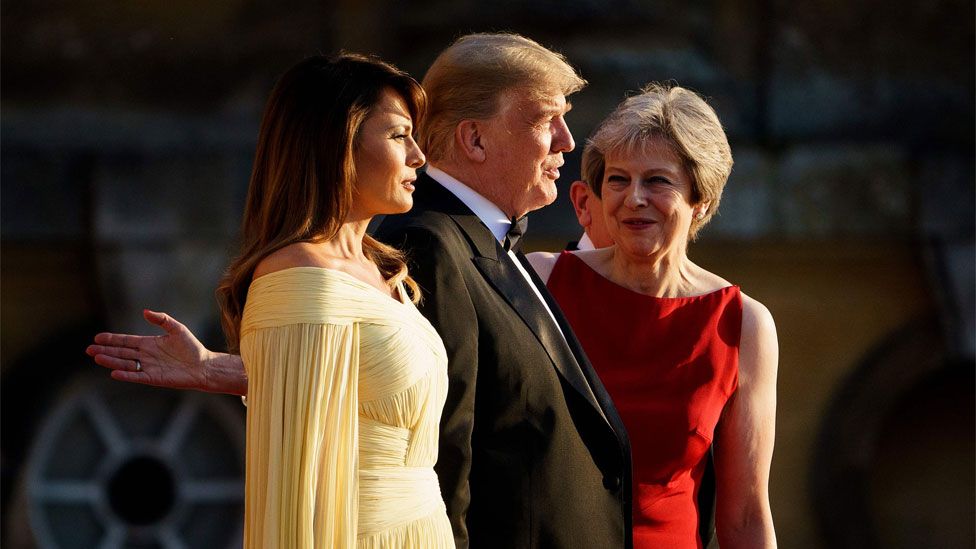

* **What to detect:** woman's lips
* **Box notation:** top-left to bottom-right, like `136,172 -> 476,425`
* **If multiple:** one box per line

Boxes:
621,218 -> 655,228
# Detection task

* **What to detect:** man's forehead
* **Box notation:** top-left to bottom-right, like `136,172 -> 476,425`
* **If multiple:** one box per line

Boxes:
538,95 -> 570,114
508,88 -> 570,113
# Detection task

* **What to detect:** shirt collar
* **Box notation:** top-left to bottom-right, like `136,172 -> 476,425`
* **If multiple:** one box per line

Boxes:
426,165 -> 511,243
576,233 -> 596,251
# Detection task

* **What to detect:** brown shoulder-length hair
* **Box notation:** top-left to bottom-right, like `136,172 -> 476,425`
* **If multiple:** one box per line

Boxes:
216,53 -> 426,352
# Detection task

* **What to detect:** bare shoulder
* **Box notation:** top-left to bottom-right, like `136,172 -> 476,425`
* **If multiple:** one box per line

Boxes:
690,263 -> 735,294
525,251 -> 561,283
572,247 -> 614,277
740,293 -> 776,337
738,292 -> 779,383
253,242 -> 334,279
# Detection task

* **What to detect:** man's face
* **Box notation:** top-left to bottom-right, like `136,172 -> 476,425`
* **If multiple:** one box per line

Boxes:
478,89 -> 575,218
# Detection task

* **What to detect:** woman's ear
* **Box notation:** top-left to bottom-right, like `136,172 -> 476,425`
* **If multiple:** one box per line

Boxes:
693,200 -> 711,219
455,120 -> 487,163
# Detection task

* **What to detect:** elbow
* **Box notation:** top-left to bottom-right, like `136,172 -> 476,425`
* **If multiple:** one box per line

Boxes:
716,506 -> 776,549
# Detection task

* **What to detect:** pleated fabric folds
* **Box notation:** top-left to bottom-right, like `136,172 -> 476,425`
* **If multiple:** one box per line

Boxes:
240,267 -> 454,548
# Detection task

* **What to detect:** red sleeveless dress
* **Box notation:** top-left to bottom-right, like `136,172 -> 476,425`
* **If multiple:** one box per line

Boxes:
547,252 -> 741,549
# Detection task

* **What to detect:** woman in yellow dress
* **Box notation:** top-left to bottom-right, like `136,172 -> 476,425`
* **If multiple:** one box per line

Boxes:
215,54 -> 454,547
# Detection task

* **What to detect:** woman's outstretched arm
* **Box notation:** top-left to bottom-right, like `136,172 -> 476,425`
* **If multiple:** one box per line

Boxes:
87,309 -> 248,396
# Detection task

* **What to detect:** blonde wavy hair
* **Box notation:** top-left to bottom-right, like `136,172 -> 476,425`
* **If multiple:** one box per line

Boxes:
581,83 -> 733,240
420,33 -> 586,163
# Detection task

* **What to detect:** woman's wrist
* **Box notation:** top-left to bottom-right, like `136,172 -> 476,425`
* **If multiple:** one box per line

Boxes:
203,351 -> 249,396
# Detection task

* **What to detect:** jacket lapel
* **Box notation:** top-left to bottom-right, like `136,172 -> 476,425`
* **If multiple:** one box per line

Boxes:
516,252 -> 629,442
471,254 -> 609,425
413,176 -> 612,427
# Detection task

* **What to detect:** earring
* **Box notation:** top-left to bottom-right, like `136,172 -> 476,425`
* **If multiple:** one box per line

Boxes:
695,212 -> 705,221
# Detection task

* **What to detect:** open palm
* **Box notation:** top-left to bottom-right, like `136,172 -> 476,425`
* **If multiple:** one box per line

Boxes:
86,309 -> 215,392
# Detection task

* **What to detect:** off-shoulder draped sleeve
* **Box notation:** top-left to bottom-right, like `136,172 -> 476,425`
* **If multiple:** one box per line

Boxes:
238,267 -> 454,549
240,270 -> 363,548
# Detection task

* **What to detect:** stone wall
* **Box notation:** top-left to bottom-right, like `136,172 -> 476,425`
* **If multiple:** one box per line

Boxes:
2,1 -> 973,547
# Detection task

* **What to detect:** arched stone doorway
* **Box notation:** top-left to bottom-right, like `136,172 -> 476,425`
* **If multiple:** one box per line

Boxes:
812,318 -> 974,548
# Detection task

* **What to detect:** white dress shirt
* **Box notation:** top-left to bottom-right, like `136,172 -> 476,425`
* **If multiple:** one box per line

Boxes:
575,233 -> 595,251
425,166 -> 565,338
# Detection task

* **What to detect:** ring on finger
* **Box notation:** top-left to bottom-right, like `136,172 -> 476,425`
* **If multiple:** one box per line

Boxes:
135,359 -> 142,372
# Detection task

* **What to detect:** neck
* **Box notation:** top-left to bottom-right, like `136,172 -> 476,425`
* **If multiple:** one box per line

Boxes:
607,243 -> 696,297
433,160 -> 519,218
319,217 -> 371,261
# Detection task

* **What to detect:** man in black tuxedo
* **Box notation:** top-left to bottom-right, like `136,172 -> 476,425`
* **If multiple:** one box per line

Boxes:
374,33 -> 632,548
88,33 -> 632,548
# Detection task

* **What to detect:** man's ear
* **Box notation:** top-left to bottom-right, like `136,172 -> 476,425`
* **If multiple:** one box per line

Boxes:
455,120 -> 487,163
569,180 -> 592,228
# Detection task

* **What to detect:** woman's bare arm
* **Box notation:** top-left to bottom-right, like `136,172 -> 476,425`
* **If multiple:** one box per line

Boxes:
87,309 -> 248,396
713,293 -> 778,548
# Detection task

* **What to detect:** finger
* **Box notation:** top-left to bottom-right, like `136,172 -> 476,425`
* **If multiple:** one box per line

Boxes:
144,310 -> 186,336
93,354 -> 142,372
87,344 -> 141,360
110,369 -> 154,385
93,332 -> 152,348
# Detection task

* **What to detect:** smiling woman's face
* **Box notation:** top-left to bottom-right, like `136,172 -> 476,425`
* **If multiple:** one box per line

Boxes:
601,137 -> 700,258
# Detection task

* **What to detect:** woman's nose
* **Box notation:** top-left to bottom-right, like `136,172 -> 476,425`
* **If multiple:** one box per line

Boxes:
624,184 -> 648,208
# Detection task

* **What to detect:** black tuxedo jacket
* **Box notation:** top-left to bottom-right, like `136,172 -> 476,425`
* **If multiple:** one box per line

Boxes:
376,173 -> 632,548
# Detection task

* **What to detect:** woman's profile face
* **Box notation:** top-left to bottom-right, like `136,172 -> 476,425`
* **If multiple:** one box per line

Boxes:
601,137 -> 697,258
349,88 -> 426,219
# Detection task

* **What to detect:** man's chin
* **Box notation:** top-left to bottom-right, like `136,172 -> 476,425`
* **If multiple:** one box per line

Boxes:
540,185 -> 559,208
521,195 -> 557,217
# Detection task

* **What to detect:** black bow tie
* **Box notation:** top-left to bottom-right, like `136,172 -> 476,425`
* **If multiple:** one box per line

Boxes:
503,215 -> 528,252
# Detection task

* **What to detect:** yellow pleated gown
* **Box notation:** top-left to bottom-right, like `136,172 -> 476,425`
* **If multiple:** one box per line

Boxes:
239,267 -> 455,548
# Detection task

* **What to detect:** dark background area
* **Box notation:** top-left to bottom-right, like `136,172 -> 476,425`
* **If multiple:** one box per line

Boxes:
3,1 -> 973,547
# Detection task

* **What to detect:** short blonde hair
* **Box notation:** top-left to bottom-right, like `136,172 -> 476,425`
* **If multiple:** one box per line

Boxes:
582,83 -> 733,240
420,33 -> 586,162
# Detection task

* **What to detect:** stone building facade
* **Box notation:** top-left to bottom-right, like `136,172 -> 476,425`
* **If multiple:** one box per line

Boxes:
3,1 -> 973,547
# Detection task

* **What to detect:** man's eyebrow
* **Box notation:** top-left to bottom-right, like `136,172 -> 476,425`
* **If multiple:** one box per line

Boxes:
540,101 -> 572,116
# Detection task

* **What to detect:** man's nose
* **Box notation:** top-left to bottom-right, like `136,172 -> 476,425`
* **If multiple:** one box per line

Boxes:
408,139 -> 426,168
552,117 -> 575,153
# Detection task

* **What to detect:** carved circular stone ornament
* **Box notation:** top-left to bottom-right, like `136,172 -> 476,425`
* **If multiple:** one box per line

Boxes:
22,376 -> 245,548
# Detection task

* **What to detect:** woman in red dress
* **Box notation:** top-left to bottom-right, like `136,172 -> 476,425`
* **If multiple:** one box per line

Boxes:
529,84 -> 778,549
